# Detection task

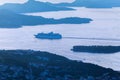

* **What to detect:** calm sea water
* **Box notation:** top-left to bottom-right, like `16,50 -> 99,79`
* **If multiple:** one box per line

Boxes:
0,7 -> 120,71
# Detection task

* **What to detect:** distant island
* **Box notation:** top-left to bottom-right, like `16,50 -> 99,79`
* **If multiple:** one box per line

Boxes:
35,32 -> 62,40
56,0 -> 120,8
0,50 -> 119,80
0,9 -> 92,28
72,45 -> 120,53
0,0 -> 74,13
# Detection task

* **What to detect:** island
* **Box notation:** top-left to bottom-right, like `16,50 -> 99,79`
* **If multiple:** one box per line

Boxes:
0,0 -> 73,13
72,45 -> 120,53
35,32 -> 62,40
56,0 -> 120,8
0,9 -> 92,28
0,50 -> 119,80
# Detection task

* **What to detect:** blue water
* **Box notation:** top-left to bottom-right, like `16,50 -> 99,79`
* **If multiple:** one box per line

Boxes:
0,7 -> 120,71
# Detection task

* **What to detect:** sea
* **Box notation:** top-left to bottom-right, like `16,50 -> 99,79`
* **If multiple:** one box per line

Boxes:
0,7 -> 120,71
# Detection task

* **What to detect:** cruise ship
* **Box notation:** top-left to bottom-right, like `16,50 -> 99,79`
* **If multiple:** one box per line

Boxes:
35,32 -> 62,39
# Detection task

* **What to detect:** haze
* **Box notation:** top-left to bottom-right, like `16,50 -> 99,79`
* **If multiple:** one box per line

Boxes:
0,0 -> 74,5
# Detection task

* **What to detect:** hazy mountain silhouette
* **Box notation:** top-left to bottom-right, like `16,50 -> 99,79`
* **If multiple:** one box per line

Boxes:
0,0 -> 74,13
56,0 -> 120,8
0,9 -> 92,28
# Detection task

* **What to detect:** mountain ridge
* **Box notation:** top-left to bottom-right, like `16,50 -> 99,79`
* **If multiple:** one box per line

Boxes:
55,0 -> 120,8
0,0 -> 74,13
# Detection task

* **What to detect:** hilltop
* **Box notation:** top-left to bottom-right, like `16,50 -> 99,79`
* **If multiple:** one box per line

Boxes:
0,50 -> 119,80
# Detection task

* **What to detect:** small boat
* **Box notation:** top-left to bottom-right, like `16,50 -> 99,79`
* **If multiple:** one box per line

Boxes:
35,32 -> 62,40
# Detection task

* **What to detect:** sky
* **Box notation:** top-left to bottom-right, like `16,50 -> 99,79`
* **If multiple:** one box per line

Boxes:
0,0 -> 74,5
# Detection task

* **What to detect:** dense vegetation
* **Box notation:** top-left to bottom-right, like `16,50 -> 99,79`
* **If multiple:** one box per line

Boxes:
72,45 -> 120,53
0,50 -> 119,80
